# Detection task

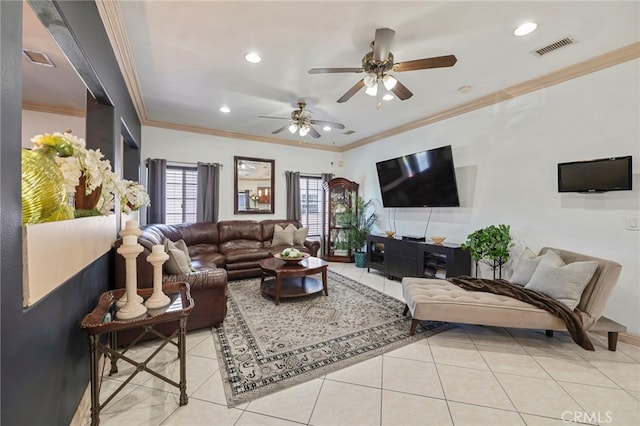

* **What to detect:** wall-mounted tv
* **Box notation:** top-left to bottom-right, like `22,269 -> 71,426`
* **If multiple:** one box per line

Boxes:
376,145 -> 460,207
557,155 -> 632,193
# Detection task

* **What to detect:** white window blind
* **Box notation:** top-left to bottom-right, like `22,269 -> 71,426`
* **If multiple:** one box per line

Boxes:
166,166 -> 197,224
300,175 -> 323,236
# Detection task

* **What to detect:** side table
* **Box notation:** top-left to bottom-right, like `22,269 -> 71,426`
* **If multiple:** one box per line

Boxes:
80,282 -> 194,425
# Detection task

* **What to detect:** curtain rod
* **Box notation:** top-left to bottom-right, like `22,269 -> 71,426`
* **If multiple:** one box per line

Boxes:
145,159 -> 223,169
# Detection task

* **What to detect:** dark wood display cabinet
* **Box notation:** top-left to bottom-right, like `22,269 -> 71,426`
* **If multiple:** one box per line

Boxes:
366,234 -> 471,280
322,177 -> 359,262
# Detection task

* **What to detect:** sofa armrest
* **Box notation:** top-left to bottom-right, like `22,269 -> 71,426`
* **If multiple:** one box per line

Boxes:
162,268 -> 227,292
304,239 -> 320,257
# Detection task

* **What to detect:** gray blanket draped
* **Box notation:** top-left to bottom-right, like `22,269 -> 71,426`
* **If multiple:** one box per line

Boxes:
447,276 -> 594,351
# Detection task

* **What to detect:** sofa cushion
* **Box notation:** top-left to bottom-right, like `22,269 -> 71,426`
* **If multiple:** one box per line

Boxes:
293,226 -> 309,245
525,250 -> 598,309
224,248 -> 271,264
272,224 -> 295,246
164,238 -> 192,274
510,248 -> 543,285
191,252 -> 226,270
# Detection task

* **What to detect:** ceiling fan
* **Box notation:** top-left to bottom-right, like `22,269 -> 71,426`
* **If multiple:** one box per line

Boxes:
258,102 -> 345,138
308,28 -> 457,108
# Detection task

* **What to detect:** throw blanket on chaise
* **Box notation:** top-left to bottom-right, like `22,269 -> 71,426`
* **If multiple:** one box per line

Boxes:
447,276 -> 594,351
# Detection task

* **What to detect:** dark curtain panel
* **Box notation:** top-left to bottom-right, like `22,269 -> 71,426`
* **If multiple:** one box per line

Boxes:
196,162 -> 220,222
147,158 -> 167,224
320,173 -> 334,255
285,171 -> 301,220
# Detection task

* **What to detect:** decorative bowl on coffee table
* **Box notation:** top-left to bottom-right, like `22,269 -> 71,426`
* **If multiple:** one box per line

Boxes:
274,252 -> 310,264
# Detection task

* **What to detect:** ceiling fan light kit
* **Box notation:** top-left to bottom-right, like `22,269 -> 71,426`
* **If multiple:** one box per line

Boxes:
308,27 -> 457,108
259,102 -> 344,140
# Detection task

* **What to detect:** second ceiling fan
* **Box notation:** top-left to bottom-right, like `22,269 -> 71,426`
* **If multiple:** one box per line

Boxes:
309,28 -> 457,108
259,102 -> 345,138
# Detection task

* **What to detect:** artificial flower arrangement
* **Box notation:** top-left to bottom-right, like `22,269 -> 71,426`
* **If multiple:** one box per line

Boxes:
280,247 -> 304,258
28,131 -> 150,220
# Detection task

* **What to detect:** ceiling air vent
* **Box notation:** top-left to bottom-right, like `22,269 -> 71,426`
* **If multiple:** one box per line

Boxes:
532,37 -> 576,56
22,49 -> 55,67
343,130 -> 356,135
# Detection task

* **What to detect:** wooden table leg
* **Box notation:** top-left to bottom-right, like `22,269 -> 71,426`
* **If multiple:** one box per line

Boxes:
322,266 -> 328,296
178,317 -> 188,406
88,335 -> 101,426
275,273 -> 281,305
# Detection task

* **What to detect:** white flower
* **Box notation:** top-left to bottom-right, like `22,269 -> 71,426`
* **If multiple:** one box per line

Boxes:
31,131 -> 149,217
281,247 -> 302,258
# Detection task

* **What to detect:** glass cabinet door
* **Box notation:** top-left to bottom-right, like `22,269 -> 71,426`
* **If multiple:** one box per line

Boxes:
323,177 -> 359,262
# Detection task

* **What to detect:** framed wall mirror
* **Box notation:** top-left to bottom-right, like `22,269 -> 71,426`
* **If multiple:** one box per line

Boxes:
234,156 -> 275,214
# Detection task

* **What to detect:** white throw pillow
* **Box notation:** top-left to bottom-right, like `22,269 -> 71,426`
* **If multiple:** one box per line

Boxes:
293,227 -> 309,245
271,224 -> 294,246
525,250 -> 598,309
510,248 -> 543,286
164,238 -> 192,274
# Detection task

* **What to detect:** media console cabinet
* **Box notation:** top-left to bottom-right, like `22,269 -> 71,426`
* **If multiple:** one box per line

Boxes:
366,234 -> 471,280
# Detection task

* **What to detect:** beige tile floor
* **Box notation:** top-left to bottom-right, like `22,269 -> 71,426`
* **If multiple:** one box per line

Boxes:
90,263 -> 640,426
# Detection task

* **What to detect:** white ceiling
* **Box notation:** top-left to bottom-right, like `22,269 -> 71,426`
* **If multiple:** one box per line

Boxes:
22,1 -> 640,150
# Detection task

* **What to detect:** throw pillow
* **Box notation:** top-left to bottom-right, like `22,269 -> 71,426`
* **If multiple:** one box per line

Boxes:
510,248 -> 543,286
525,250 -> 598,309
164,238 -> 192,274
293,226 -> 309,245
271,224 -> 294,246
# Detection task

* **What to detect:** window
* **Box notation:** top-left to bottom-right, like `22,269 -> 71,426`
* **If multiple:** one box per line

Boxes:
166,166 -> 197,224
300,175 -> 323,236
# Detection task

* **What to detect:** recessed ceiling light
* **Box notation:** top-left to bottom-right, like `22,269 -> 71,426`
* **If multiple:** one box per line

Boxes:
382,94 -> 394,101
458,85 -> 472,94
244,52 -> 261,63
219,106 -> 230,113
323,125 -> 332,131
514,22 -> 538,36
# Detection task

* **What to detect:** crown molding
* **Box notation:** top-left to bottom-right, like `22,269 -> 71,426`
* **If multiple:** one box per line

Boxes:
22,100 -> 85,117
95,0 -> 148,122
343,42 -> 640,152
144,119 -> 342,152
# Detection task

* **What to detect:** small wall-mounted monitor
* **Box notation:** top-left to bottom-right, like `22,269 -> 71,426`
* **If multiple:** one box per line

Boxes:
557,155 -> 632,193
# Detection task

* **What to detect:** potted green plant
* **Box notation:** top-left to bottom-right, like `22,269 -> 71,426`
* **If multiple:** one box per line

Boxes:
343,196 -> 377,267
461,224 -> 513,278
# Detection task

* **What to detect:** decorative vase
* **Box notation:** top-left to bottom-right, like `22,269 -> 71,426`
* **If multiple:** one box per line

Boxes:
75,174 -> 102,210
116,234 -> 147,320
354,251 -> 367,268
145,245 -> 171,309
21,148 -> 68,225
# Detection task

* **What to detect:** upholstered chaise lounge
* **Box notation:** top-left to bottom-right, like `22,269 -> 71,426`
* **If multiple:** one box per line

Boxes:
401,247 -> 624,350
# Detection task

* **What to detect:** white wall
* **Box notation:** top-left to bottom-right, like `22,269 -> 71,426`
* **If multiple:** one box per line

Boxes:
343,60 -> 640,334
141,126 -> 344,220
22,110 -> 85,148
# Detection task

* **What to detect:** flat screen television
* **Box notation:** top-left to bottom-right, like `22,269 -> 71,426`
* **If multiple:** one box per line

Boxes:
376,145 -> 460,207
557,155 -> 632,193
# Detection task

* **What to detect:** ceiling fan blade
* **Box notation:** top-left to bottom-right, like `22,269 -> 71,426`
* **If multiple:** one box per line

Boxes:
272,124 -> 290,134
389,78 -> 413,100
308,67 -> 363,74
258,115 -> 290,121
310,119 -> 345,130
337,79 -> 365,103
308,125 -> 321,139
393,55 -> 458,72
373,28 -> 396,62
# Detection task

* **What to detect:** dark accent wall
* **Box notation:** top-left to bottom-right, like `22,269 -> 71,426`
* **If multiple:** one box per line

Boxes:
1,1 -> 141,424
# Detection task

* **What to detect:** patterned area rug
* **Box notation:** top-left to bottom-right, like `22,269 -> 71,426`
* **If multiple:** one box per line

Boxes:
211,270 -> 451,407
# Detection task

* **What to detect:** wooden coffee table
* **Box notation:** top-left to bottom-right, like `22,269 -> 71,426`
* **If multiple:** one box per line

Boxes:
259,256 -> 329,305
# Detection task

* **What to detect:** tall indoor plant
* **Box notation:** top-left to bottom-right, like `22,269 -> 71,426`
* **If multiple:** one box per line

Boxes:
343,196 -> 377,267
461,224 -> 513,278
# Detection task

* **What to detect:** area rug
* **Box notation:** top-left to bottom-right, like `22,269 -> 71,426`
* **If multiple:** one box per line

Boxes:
211,270 -> 451,407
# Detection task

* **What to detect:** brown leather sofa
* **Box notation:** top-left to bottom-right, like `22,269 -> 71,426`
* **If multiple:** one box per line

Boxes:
113,219 -> 320,339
